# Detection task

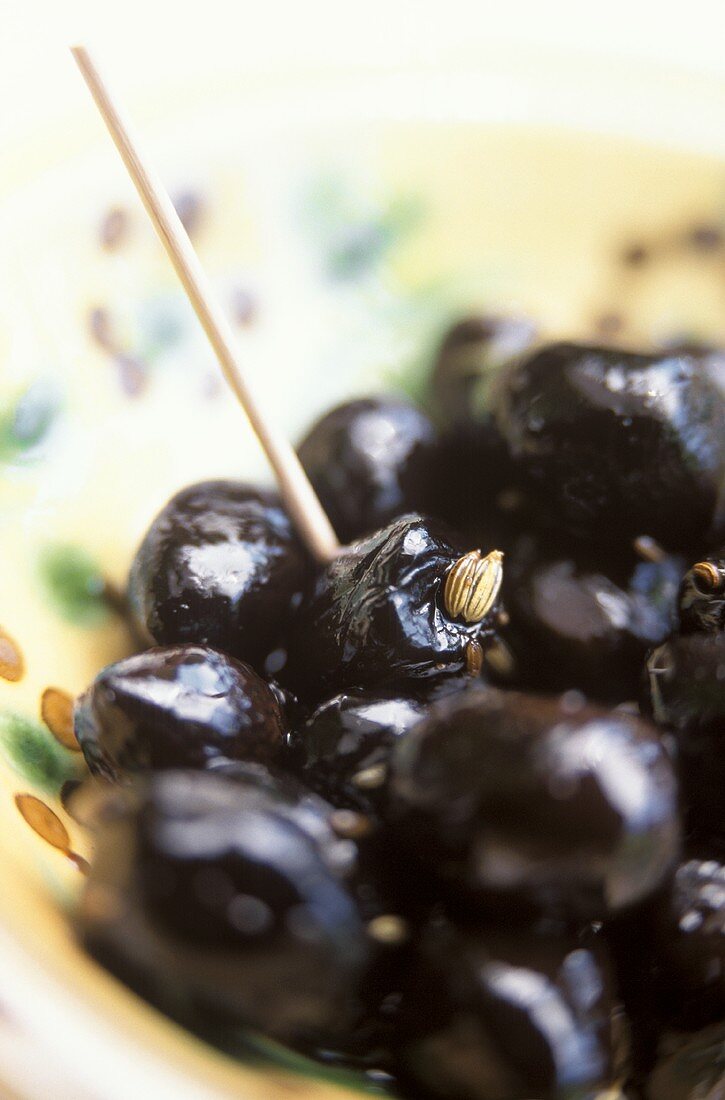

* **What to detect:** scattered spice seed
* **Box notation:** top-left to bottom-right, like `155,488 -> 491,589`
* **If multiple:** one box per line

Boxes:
0,628 -> 24,682
691,561 -> 724,593
40,687 -> 80,751
465,639 -> 483,677
633,535 -> 667,563
330,809 -> 374,840
595,312 -> 624,339
366,915 -> 410,946
99,207 -> 129,250
115,352 -> 148,397
15,793 -> 70,851
351,764 -> 387,790
444,549 -> 504,624
687,222 -> 723,253
230,286 -> 257,327
622,242 -> 649,267
484,638 -> 516,678
88,306 -> 117,352
173,190 -> 204,237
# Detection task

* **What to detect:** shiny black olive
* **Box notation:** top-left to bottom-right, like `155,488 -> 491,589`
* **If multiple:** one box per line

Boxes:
389,688 -> 680,920
499,533 -> 683,702
491,342 -> 725,552
645,633 -> 725,848
679,548 -> 725,633
651,858 -> 725,1030
74,644 -> 286,781
607,855 -> 725,1077
79,767 -> 392,1050
430,313 -> 539,430
290,676 -> 483,815
432,421 -> 529,552
127,481 -> 311,668
394,918 -> 618,1100
297,397 -> 440,543
427,315 -> 538,544
281,514 -> 501,704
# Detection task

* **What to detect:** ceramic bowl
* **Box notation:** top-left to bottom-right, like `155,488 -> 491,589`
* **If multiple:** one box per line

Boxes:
0,53 -> 723,1099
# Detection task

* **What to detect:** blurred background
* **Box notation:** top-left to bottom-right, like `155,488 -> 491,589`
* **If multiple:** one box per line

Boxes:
3,0 -> 725,143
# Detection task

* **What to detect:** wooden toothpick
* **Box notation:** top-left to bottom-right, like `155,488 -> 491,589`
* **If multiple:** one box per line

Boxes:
70,45 -> 340,564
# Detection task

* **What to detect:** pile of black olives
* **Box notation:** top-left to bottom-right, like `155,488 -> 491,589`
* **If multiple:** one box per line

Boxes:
74,331 -> 725,1099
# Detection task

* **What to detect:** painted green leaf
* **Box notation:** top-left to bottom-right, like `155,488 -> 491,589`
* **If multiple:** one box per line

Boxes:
300,175 -> 424,282
0,711 -> 79,795
327,197 -> 424,281
38,544 -> 109,626
0,383 -> 60,464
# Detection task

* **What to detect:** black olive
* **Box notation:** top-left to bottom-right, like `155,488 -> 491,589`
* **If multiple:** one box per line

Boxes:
389,688 -> 680,920
297,397 -> 440,543
430,314 -> 539,430
432,420 -> 528,551
281,514 -> 502,704
607,855 -> 725,1074
127,481 -> 311,668
500,533 -> 683,702
394,918 -> 618,1100
79,767 -> 393,1050
290,676 -> 484,815
679,549 -> 725,634
74,644 -> 287,781
427,316 -> 538,544
644,633 -> 725,849
491,342 -> 725,553
651,858 -> 725,1030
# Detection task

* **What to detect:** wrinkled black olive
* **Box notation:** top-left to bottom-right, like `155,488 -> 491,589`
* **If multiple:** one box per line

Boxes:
491,342 -> 725,552
389,689 -> 680,920
75,644 -> 286,781
645,633 -> 725,848
127,481 -> 311,668
79,767 -> 391,1049
282,515 -> 500,704
297,397 -> 440,542
394,919 -> 618,1100
290,676 -> 483,815
430,314 -> 539,430
679,549 -> 725,633
500,533 -> 683,701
